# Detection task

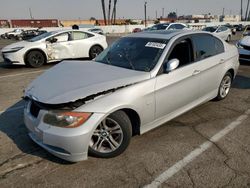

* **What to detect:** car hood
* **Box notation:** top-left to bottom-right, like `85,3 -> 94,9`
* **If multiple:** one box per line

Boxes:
240,36 -> 250,46
1,41 -> 30,51
25,61 -> 151,104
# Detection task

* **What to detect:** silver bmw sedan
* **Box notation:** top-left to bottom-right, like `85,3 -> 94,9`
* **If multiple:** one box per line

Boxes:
24,30 -> 239,162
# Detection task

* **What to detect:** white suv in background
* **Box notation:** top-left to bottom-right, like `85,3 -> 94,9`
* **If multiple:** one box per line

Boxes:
1,30 -> 108,68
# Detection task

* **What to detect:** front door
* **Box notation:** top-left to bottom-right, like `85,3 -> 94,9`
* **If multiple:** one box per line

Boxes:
155,38 -> 202,120
46,32 -> 74,60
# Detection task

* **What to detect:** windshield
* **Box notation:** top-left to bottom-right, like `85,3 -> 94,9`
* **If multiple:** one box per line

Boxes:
202,27 -> 217,32
28,31 -> 56,42
95,37 -> 168,72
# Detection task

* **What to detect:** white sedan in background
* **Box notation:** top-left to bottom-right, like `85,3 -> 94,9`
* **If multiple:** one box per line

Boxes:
1,30 -> 108,67
202,26 -> 232,42
237,35 -> 250,61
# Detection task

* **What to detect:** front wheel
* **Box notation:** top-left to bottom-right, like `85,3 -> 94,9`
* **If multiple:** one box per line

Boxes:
215,72 -> 232,101
25,50 -> 46,68
89,45 -> 103,59
89,111 -> 132,158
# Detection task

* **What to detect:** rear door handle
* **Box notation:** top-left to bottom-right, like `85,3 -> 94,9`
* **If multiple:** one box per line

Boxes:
192,70 -> 201,76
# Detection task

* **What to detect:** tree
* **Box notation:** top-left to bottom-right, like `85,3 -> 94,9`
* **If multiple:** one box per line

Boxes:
168,12 -> 177,19
90,17 -> 96,21
101,0 -> 107,25
101,0 -> 118,25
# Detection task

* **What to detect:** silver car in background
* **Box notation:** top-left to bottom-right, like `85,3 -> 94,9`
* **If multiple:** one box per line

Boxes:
24,30 -> 239,162
202,26 -> 232,42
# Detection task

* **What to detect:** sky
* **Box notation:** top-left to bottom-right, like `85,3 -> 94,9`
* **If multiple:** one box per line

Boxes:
0,0 -> 246,20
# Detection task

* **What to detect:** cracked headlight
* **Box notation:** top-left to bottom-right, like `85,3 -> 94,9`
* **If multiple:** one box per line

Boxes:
43,111 -> 92,128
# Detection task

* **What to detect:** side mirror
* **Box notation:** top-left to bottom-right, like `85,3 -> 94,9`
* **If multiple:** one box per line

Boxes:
165,59 -> 179,73
47,37 -> 57,43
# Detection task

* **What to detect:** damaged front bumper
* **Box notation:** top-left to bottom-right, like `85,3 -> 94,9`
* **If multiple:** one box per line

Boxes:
24,100 -> 106,162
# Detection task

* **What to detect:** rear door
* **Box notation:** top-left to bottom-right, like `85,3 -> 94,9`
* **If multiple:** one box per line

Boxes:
191,34 -> 226,99
69,31 -> 95,58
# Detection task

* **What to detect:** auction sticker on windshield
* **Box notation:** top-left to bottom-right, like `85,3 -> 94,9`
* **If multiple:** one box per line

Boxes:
145,42 -> 166,49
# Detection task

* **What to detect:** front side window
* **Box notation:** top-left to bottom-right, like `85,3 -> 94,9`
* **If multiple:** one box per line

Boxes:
53,32 -> 69,42
167,38 -> 194,68
95,37 -> 168,72
192,34 -> 224,61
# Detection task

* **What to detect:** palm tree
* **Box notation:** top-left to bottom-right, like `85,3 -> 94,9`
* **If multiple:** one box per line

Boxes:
101,0 -> 107,25
111,0 -> 118,24
108,0 -> 112,25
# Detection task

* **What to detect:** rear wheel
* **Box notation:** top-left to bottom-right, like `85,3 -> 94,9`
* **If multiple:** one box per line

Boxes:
215,72 -> 232,101
25,50 -> 46,68
89,45 -> 103,59
89,111 -> 132,158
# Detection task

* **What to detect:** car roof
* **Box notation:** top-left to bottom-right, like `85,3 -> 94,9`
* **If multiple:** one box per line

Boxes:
126,30 -> 204,40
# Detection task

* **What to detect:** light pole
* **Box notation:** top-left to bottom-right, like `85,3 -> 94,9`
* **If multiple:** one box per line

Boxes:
144,1 -> 147,27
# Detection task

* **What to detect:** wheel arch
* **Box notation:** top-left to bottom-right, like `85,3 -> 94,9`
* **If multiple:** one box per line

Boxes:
107,108 -> 141,136
24,48 -> 47,63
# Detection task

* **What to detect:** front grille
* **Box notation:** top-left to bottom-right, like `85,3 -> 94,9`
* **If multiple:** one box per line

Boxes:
239,54 -> 250,60
30,101 -> 41,118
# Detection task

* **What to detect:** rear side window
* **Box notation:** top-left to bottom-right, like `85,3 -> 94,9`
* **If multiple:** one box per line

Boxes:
71,31 -> 89,40
169,24 -> 185,30
192,34 -> 224,61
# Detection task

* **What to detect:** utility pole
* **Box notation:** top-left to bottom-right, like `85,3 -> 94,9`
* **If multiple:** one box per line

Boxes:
162,8 -> 164,18
144,1 -> 147,27
156,10 -> 158,19
29,8 -> 33,19
246,0 -> 250,21
241,0 -> 243,21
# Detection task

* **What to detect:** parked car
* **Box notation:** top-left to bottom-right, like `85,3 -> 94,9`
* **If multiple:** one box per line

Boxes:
88,28 -> 104,35
202,26 -> 232,42
237,35 -> 250,62
16,29 -> 47,40
145,23 -> 188,31
133,28 -> 142,33
233,24 -> 244,31
6,29 -> 24,39
1,30 -> 108,67
243,25 -> 250,36
23,30 -> 239,162
0,29 -> 24,39
223,24 -> 236,35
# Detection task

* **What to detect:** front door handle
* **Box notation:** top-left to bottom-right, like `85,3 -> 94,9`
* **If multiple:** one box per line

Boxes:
219,59 -> 225,64
192,70 -> 201,76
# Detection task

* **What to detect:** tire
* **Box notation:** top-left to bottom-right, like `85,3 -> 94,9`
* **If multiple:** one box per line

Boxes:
89,45 -> 103,59
89,111 -> 132,158
226,35 -> 231,42
215,72 -> 232,101
25,50 -> 46,68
